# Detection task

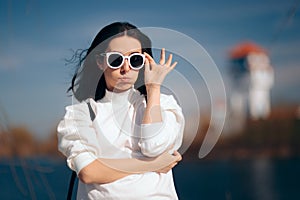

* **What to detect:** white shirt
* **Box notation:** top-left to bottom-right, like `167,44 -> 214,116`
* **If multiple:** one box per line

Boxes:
57,88 -> 185,200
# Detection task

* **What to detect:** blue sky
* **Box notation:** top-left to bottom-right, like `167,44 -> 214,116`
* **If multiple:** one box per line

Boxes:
0,0 -> 299,139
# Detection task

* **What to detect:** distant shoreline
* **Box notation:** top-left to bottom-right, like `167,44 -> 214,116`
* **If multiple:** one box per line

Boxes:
1,104 -> 299,161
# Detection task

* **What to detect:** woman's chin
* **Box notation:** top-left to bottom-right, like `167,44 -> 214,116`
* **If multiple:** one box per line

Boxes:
113,84 -> 133,93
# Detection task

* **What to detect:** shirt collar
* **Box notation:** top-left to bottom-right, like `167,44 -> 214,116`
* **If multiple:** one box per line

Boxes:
102,87 -> 135,104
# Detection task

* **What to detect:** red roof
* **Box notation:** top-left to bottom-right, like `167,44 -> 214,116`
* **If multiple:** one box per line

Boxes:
229,42 -> 268,59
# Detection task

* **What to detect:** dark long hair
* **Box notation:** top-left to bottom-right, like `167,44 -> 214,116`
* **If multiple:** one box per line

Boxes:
67,22 -> 152,101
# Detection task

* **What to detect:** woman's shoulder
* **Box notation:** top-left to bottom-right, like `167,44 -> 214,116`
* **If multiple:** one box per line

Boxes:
160,93 -> 182,109
63,99 -> 93,115
160,93 -> 178,103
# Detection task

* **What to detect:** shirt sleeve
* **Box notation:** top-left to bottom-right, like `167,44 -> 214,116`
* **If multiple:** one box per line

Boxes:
57,101 -> 99,174
138,95 -> 185,157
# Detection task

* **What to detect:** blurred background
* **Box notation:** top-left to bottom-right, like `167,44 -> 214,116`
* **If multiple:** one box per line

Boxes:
0,0 -> 300,199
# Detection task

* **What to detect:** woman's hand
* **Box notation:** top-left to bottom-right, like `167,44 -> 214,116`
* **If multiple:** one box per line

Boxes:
142,48 -> 177,124
155,151 -> 182,174
144,48 -> 177,87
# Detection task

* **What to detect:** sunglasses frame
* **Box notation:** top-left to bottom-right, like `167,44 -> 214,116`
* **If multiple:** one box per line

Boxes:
101,52 -> 145,70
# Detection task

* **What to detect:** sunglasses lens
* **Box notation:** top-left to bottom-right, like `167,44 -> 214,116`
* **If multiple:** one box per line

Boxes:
108,54 -> 123,68
130,55 -> 144,69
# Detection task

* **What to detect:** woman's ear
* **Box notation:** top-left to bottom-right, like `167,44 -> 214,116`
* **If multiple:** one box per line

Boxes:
95,55 -> 105,70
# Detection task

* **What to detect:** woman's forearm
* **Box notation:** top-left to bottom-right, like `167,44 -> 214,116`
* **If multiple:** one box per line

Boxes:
142,85 -> 162,124
78,151 -> 181,184
78,159 -> 131,184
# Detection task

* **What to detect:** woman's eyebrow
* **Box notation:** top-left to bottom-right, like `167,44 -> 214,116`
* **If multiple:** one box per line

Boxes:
129,51 -> 141,54
106,50 -> 142,54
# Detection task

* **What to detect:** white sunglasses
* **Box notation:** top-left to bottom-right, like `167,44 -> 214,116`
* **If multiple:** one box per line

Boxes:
101,52 -> 145,70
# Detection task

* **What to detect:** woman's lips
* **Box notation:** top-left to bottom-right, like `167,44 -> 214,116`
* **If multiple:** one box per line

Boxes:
118,77 -> 131,82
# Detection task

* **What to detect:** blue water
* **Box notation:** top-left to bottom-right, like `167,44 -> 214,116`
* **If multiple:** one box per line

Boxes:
0,157 -> 299,200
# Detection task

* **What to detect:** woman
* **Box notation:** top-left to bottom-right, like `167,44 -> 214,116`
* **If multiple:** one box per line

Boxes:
57,21 -> 185,199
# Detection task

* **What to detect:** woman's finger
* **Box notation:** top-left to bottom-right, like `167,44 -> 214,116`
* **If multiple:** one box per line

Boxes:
173,151 -> 182,161
159,48 -> 165,65
144,52 -> 156,64
165,54 -> 173,66
144,56 -> 150,72
169,61 -> 178,70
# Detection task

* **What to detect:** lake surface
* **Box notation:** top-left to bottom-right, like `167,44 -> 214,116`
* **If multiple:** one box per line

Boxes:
0,157 -> 299,200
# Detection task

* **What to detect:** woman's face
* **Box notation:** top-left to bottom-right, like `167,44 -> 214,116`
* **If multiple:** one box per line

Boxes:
98,35 -> 142,92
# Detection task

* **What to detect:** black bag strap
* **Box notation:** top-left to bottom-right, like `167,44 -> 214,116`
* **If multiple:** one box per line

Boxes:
87,102 -> 96,121
66,102 -> 95,200
67,171 -> 77,200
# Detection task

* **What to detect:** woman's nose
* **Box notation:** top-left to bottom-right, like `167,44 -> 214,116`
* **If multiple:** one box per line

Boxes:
120,58 -> 130,73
